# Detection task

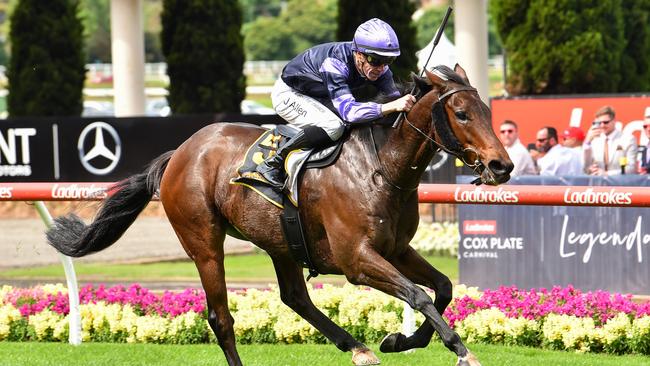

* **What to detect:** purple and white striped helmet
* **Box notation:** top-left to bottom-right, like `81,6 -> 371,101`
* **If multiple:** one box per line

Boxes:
352,18 -> 400,57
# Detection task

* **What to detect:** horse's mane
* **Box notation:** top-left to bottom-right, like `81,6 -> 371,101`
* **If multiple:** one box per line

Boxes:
430,65 -> 469,86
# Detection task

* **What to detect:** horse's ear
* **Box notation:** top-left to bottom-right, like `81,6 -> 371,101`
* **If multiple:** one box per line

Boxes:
454,63 -> 471,85
410,72 -> 432,95
424,69 -> 445,88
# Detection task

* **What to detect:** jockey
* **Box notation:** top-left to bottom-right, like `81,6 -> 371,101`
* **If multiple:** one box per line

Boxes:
256,18 -> 416,189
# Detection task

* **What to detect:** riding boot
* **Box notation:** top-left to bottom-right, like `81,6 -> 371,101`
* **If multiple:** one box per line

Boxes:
257,127 -> 329,189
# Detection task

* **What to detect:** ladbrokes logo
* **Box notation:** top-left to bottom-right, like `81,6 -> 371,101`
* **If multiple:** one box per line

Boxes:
51,184 -> 107,199
0,186 -> 13,199
563,187 -> 632,205
454,186 -> 519,203
463,220 -> 497,235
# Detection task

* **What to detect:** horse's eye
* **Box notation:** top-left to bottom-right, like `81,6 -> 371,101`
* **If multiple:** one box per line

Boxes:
455,111 -> 468,121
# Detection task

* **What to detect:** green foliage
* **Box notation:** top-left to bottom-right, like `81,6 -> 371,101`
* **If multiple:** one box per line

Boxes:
619,0 -> 650,92
161,0 -> 245,113
491,0 -> 648,95
7,0 -> 86,116
172,316 -> 210,344
336,0 -> 417,82
415,4 -> 454,49
8,319 -> 31,342
239,0 -> 283,24
79,0 -> 111,62
244,0 -> 336,60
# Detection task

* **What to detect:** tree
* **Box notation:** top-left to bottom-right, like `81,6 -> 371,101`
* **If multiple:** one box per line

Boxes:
336,0 -> 417,82
619,0 -> 650,92
7,0 -> 85,116
244,0 -> 336,60
239,0 -> 283,24
492,0 -> 626,95
244,17 -> 296,60
161,0 -> 245,113
80,0 -> 111,63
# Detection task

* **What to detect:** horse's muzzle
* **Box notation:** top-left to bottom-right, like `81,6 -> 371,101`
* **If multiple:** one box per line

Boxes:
479,159 -> 513,186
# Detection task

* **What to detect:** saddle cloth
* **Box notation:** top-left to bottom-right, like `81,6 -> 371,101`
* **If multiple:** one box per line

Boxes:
229,125 -> 342,208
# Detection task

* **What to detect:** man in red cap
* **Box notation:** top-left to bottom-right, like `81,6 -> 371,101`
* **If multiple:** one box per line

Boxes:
561,127 -> 585,148
561,126 -> 586,174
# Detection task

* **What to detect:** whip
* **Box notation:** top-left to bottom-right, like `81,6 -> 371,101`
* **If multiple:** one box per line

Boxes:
392,6 -> 453,128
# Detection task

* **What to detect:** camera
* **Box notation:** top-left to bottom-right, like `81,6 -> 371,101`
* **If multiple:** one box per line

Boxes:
592,120 -> 602,127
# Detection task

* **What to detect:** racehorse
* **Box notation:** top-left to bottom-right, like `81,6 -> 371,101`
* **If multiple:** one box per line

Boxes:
47,64 -> 512,366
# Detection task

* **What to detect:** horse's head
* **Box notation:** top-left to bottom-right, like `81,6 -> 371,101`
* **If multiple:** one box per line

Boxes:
409,64 -> 513,185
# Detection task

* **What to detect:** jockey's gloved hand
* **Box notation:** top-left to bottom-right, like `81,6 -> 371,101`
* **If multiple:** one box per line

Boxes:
381,94 -> 416,115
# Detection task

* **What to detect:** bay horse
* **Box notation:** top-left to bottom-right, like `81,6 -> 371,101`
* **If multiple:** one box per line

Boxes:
47,64 -> 512,366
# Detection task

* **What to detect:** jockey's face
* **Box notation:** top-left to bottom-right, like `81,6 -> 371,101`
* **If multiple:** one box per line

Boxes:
354,51 -> 387,81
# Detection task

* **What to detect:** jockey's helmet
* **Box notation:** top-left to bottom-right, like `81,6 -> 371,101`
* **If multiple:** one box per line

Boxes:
352,18 -> 400,58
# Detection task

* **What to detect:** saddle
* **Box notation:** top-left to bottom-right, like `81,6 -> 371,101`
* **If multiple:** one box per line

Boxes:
230,125 -> 344,207
230,125 -> 345,279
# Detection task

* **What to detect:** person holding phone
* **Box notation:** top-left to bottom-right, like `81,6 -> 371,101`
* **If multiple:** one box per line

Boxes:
640,113 -> 650,174
583,106 -> 637,175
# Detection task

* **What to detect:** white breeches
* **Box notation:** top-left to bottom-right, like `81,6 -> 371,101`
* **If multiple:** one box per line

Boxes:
271,78 -> 345,141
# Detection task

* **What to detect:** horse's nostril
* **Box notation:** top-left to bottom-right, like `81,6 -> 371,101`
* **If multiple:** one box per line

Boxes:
488,160 -> 513,176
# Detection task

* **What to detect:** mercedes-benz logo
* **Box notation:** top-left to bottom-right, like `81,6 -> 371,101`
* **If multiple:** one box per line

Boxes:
77,121 -> 122,175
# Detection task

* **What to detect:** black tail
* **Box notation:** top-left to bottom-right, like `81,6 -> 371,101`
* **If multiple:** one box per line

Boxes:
46,150 -> 175,257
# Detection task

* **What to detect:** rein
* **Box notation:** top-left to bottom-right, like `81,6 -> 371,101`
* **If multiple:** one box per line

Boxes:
369,125 -> 419,192
370,85 -> 487,190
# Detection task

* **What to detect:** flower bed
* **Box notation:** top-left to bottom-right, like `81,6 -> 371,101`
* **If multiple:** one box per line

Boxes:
409,221 -> 458,257
1,283 -> 649,355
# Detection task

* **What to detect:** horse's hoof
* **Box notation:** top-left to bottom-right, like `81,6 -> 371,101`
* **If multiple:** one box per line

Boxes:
456,351 -> 481,366
379,332 -> 406,353
352,347 -> 381,365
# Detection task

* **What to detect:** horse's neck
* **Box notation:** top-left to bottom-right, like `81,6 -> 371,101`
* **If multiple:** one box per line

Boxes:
358,119 -> 435,190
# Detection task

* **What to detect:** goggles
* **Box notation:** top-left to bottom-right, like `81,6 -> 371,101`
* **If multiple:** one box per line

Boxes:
364,53 -> 395,67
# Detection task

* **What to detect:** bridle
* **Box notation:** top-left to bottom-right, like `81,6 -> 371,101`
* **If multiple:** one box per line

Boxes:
408,85 -> 486,184
370,83 -> 486,191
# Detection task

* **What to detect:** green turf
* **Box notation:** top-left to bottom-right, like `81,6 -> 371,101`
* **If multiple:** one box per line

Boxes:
0,254 -> 457,284
0,342 -> 646,366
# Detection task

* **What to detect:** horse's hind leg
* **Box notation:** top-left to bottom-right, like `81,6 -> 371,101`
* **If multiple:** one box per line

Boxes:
380,246 -> 452,353
166,207 -> 242,366
270,255 -> 380,366
344,245 -> 480,366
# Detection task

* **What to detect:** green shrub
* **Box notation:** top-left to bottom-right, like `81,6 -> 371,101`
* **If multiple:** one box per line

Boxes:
7,0 -> 85,116
161,0 -> 246,113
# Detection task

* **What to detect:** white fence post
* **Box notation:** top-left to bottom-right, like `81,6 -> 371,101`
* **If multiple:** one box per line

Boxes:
33,201 -> 82,345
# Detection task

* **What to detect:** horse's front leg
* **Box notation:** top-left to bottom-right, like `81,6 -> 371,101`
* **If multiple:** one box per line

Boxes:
343,244 -> 480,366
379,246 -> 453,353
270,255 -> 380,366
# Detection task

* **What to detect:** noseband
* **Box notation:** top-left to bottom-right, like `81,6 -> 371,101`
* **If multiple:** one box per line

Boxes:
404,85 -> 486,184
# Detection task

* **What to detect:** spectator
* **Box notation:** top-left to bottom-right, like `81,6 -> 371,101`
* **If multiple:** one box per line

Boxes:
561,126 -> 585,148
583,106 -> 638,175
527,142 -> 541,168
640,114 -> 650,175
498,120 -> 537,176
561,126 -> 586,173
536,126 -> 582,176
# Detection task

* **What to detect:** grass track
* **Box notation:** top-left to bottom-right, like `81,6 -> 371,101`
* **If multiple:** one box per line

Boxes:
1,342 -> 647,366
0,254 -> 458,284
